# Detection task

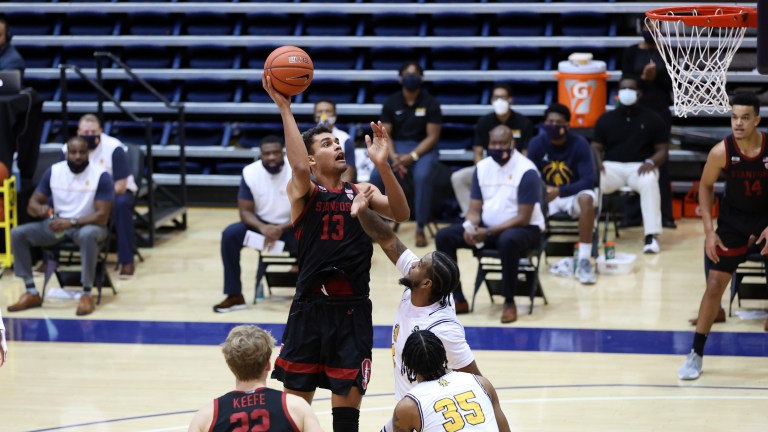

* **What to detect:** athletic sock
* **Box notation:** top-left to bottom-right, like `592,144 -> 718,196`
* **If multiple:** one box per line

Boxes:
332,407 -> 360,432
83,287 -> 92,296
578,242 -> 591,260
693,332 -> 708,357
25,281 -> 38,296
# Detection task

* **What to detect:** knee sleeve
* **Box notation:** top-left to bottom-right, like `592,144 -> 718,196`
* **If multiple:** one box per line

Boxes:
332,407 -> 360,432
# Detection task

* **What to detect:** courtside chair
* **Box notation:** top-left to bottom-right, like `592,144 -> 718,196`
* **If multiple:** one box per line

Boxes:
5,12 -> 60,36
124,12 -> 180,36
254,252 -> 299,303
472,181 -> 550,314
62,12 -> 120,36
243,13 -> 295,36
728,251 -> 768,317
369,13 -> 425,37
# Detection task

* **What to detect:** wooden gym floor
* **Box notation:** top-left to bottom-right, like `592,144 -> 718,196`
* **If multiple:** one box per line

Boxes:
1,208 -> 766,431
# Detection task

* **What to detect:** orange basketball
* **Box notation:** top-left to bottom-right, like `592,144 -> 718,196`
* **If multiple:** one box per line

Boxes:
264,46 -> 314,96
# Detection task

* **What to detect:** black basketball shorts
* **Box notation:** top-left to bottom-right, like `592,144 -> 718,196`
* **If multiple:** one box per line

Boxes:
710,207 -> 768,273
272,297 -> 373,395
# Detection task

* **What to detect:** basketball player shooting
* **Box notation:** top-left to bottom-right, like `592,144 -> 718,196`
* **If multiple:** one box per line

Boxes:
262,73 -> 409,432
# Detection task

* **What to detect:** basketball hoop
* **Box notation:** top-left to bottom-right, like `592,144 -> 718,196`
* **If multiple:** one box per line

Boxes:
645,5 -> 757,117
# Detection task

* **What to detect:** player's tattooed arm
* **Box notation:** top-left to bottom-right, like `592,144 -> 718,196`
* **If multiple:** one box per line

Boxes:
358,208 -> 407,265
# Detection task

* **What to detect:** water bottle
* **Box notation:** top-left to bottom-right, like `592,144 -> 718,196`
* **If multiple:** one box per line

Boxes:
11,153 -> 20,193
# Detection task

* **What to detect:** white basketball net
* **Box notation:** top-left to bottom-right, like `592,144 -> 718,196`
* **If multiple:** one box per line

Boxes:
645,11 -> 749,117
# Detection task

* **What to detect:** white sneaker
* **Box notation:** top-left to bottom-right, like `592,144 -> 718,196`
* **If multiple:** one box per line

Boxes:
575,258 -> 597,284
678,350 -> 703,380
643,237 -> 660,254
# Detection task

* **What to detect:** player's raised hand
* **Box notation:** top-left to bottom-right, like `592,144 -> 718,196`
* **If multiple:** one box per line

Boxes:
262,72 -> 291,109
351,185 -> 375,218
365,121 -> 391,168
704,231 -> 727,263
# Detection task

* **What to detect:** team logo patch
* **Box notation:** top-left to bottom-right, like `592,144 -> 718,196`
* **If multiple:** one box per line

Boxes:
361,358 -> 372,390
287,55 -> 310,65
345,188 -> 354,200
438,378 -> 449,387
731,156 -> 741,164
393,324 -> 400,342
318,185 -> 327,192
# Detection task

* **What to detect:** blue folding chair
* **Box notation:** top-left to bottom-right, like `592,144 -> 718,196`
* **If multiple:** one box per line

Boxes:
63,12 -> 120,36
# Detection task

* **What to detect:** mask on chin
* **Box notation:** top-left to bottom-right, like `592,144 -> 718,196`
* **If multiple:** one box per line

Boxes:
317,114 -> 336,128
67,160 -> 89,174
543,124 -> 567,141
80,134 -> 100,150
492,98 -> 510,116
488,148 -> 511,166
402,75 -> 422,92
618,88 -> 638,106
264,162 -> 283,175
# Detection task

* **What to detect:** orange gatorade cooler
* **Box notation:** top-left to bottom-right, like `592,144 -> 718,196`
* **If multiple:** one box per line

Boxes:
555,53 -> 609,128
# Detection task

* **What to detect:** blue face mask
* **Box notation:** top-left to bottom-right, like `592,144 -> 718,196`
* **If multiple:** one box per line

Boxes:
402,74 -> 422,92
487,148 -> 511,166
80,134 -> 100,150
543,124 -> 567,142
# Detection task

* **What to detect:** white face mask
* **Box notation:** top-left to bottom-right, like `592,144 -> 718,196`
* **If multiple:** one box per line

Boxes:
618,89 -> 638,106
492,98 -> 510,116
316,113 -> 336,128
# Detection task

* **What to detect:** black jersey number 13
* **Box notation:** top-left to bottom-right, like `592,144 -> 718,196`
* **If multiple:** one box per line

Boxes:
321,214 -> 345,240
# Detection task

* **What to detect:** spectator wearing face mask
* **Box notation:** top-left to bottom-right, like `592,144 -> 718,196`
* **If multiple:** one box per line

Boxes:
451,84 -> 534,217
592,75 -> 670,254
370,61 -> 442,248
527,103 -> 598,284
313,99 -> 356,183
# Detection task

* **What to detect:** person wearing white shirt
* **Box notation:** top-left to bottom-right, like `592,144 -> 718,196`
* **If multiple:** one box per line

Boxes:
353,197 -> 481,432
213,136 -> 296,313
0,309 -> 7,368
7,137 -> 114,316
72,114 -> 138,278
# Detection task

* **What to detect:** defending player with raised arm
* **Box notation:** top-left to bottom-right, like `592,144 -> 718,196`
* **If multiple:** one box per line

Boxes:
262,74 -> 409,432
391,330 -> 510,432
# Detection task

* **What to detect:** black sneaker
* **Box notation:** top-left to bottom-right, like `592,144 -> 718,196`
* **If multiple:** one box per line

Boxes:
213,294 -> 246,313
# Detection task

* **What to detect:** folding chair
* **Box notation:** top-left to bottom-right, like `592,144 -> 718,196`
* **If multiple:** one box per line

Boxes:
254,251 -> 298,303
728,251 -> 768,316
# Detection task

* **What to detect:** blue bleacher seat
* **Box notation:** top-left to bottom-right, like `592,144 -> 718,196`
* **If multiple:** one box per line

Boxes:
439,123 -> 475,150
300,12 -> 362,36
245,45 -> 280,69
236,123 -> 285,149
18,46 -> 59,68
5,12 -> 60,36
41,120 -> 80,144
559,12 -> 615,37
124,12 -> 180,36
184,12 -> 239,36
60,45 -> 107,69
494,12 -> 551,37
307,46 -> 362,70
370,13 -> 424,37
110,121 -> 171,146
367,46 -> 423,71
243,80 -> 272,103
429,46 -> 485,71
430,12 -> 486,37
122,80 -> 181,104
61,78 -> 122,103
215,162 -> 250,175
368,80 -> 400,104
63,12 -> 120,36
492,46 -> 551,71
25,78 -> 59,101
156,161 -> 207,175
184,45 -> 242,69
303,80 -> 363,105
429,81 -> 484,105
184,79 -> 242,103
175,122 -> 230,147
122,45 -> 180,69
504,80 -> 553,105
244,13 -> 296,36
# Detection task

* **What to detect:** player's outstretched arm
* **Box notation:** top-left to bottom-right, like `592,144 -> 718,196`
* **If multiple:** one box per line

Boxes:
357,207 -> 408,265
363,121 -> 410,222
700,141 -> 727,263
262,73 -> 312,204
392,397 -> 421,432
477,375 -> 511,432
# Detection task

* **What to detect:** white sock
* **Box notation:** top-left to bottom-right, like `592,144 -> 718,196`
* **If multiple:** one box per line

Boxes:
578,243 -> 591,260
